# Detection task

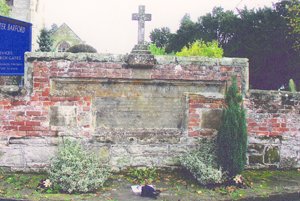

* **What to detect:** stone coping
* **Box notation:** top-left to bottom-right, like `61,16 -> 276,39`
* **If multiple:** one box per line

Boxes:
249,89 -> 300,97
25,52 -> 248,67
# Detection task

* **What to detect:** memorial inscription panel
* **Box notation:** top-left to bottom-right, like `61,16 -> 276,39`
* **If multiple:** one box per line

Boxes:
52,78 -> 224,130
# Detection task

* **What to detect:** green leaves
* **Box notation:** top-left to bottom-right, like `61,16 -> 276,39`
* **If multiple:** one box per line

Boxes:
289,79 -> 297,92
49,139 -> 110,193
286,0 -> 300,51
148,43 -> 166,55
0,0 -> 10,16
127,167 -> 159,185
176,40 -> 223,58
180,137 -> 224,185
151,3 -> 300,89
150,27 -> 172,49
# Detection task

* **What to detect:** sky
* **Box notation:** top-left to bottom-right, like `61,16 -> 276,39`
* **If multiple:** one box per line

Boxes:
44,0 -> 280,54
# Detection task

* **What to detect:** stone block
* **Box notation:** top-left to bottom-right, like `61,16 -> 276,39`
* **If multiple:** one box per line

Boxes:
156,156 -> 180,166
168,145 -> 189,154
0,146 -> 24,167
130,156 -> 157,167
264,146 -> 280,164
50,106 -> 77,127
110,156 -> 131,169
248,144 -> 265,154
96,146 -> 110,163
23,146 -> 56,165
201,109 -> 223,130
127,145 -> 169,155
111,145 -> 129,156
248,154 -> 264,164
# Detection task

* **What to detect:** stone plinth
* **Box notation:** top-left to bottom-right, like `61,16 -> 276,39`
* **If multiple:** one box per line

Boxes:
126,44 -> 156,68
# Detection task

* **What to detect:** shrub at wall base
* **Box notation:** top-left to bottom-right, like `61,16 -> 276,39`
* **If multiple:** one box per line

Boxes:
49,138 -> 110,193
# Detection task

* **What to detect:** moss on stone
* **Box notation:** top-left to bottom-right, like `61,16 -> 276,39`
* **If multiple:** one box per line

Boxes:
264,146 -> 280,164
249,155 -> 264,164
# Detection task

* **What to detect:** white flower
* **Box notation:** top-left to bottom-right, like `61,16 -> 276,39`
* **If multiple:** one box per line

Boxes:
233,175 -> 243,184
43,179 -> 52,188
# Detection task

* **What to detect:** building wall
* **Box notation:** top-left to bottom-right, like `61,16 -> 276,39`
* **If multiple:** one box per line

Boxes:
51,23 -> 84,52
9,0 -> 45,51
0,52 -> 298,172
245,90 -> 300,168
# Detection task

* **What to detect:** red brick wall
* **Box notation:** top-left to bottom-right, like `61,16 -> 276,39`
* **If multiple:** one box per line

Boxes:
2,53 -> 298,170
245,90 -> 300,168
0,53 -> 248,139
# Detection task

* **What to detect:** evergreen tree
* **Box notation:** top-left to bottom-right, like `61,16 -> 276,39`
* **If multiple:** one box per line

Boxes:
150,27 -> 172,48
0,0 -> 10,16
37,28 -> 53,52
156,2 -> 300,89
217,76 -> 247,176
286,0 -> 300,51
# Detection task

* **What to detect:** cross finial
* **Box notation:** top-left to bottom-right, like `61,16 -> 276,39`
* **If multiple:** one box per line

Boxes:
132,5 -> 152,45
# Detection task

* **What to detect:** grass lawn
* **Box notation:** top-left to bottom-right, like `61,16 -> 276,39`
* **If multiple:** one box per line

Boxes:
0,169 -> 299,201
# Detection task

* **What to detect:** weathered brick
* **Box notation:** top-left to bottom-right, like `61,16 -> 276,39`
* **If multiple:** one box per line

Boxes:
26,111 -> 42,116
25,121 -> 41,126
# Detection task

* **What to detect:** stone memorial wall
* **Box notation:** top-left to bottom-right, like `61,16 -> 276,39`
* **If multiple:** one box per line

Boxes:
0,52 -> 298,171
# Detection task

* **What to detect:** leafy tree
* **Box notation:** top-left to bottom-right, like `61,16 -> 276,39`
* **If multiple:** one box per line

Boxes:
197,7 -> 238,46
217,77 -> 247,177
148,43 -> 166,55
166,14 -> 198,53
37,28 -> 53,52
49,23 -> 58,34
150,27 -> 172,48
286,0 -> 300,51
0,0 -> 10,16
157,2 -> 300,90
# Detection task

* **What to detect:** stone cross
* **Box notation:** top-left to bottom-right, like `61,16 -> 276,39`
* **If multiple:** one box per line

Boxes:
132,5 -> 152,45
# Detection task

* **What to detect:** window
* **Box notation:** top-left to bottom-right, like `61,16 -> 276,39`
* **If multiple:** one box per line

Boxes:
58,41 -> 70,52
35,0 -> 39,12
6,0 -> 13,6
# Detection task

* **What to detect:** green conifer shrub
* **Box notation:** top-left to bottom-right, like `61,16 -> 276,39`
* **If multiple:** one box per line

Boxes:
176,40 -> 223,58
289,79 -> 297,92
66,44 -> 97,53
217,76 -> 247,176
37,28 -> 53,52
49,139 -> 110,193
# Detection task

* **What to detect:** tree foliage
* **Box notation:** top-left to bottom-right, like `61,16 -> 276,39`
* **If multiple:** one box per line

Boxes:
166,14 -> 198,53
49,23 -> 58,34
151,1 -> 300,90
149,43 -> 166,55
150,27 -> 172,48
176,40 -> 223,58
286,0 -> 300,51
0,0 -> 10,16
217,77 -> 247,177
66,44 -> 97,53
37,28 -> 53,52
